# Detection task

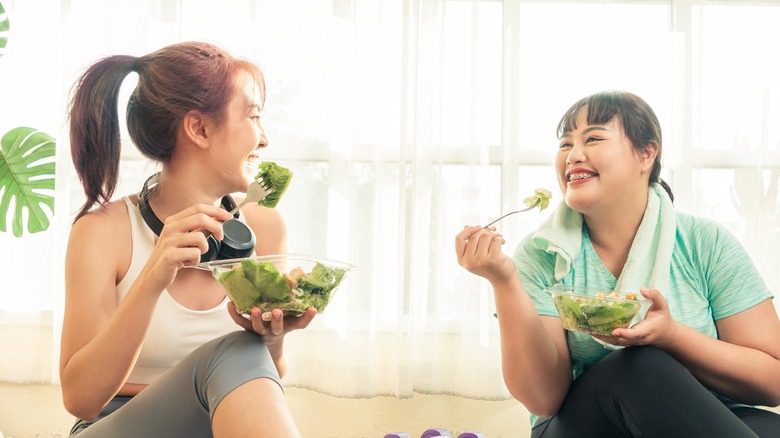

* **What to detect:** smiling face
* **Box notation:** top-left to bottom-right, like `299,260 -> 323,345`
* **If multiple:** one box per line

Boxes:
556,106 -> 655,215
208,72 -> 268,193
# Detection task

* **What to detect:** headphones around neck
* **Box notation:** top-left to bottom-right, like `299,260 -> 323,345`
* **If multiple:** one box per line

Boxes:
138,173 -> 256,263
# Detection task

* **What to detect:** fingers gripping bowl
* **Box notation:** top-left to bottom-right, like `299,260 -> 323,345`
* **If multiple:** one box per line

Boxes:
548,285 -> 651,336
204,254 -> 355,316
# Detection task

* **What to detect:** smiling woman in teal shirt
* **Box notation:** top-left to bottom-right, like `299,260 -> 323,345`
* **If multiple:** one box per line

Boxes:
517,210 -> 773,383
455,90 -> 780,438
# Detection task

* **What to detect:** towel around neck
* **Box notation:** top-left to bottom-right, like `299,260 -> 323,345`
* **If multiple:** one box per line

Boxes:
531,183 -> 676,295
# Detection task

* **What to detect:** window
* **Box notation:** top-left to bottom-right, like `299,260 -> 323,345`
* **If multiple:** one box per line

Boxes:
0,0 -> 777,397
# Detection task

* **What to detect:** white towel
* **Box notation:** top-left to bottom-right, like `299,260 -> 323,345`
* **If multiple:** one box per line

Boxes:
532,183 -> 676,294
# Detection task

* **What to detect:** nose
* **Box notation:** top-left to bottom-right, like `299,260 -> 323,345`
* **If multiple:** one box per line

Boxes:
257,125 -> 269,149
565,142 -> 585,165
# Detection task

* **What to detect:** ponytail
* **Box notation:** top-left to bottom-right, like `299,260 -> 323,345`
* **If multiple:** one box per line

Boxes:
68,55 -> 137,221
68,42 -> 266,222
658,178 -> 674,203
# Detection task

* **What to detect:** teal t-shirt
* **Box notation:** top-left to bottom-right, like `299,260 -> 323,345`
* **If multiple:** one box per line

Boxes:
513,210 -> 773,415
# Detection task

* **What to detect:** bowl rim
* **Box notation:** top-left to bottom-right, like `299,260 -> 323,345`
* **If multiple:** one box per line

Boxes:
545,284 -> 650,304
198,253 -> 357,271
209,253 -> 354,315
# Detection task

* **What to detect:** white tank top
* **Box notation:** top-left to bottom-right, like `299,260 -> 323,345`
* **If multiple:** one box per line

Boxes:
118,197 -> 238,384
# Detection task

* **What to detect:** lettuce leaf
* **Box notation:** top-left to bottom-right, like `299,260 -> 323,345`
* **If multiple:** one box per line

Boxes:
255,161 -> 292,208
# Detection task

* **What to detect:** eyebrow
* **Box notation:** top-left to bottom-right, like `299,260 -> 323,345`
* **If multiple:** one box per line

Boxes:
562,125 -> 613,138
582,125 -> 612,134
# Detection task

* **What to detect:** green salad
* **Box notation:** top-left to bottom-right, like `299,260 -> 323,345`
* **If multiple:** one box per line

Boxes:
216,258 -> 347,315
524,188 -> 553,211
552,291 -> 648,336
255,161 -> 292,208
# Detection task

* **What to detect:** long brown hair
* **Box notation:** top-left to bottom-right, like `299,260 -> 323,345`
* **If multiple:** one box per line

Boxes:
556,90 -> 673,201
68,41 -> 266,220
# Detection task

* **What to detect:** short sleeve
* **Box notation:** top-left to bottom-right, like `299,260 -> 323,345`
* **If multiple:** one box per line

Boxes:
513,233 -> 559,317
688,216 -> 774,319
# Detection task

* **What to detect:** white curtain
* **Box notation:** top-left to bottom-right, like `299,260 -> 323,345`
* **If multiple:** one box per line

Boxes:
0,0 -> 778,401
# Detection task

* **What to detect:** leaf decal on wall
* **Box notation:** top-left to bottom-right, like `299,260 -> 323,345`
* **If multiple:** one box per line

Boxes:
0,127 -> 56,237
0,1 -> 8,57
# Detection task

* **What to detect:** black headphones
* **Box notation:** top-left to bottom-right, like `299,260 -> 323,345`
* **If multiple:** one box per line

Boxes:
138,173 -> 256,262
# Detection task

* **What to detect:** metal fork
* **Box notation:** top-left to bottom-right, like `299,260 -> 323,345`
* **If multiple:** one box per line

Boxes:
482,198 -> 541,228
183,180 -> 273,270
229,180 -> 272,215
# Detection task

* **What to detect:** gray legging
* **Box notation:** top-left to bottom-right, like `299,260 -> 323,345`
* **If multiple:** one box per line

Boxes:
531,346 -> 780,438
69,330 -> 281,437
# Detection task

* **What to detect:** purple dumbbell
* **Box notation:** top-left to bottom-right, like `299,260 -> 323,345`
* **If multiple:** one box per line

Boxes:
384,433 -> 412,438
457,433 -> 487,438
420,428 -> 453,438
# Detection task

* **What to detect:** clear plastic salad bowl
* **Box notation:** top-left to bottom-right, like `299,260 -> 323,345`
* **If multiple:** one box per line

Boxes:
202,254 -> 356,316
547,284 -> 651,336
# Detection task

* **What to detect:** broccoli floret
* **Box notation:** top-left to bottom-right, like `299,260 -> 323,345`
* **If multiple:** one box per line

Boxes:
296,263 -> 346,296
291,263 -> 346,312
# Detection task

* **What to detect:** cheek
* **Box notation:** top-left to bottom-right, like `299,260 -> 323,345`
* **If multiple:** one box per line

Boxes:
554,152 -> 566,169
554,154 -> 568,188
556,174 -> 568,194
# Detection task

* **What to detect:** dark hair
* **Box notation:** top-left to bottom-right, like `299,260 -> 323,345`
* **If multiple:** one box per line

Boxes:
68,41 -> 266,221
556,90 -> 673,202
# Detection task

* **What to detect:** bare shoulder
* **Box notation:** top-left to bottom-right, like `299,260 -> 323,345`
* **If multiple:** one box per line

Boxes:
70,198 -> 131,241
241,202 -> 287,255
67,198 -> 133,278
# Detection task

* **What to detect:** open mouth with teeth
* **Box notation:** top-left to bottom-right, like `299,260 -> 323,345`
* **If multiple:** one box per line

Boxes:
567,172 -> 599,182
245,155 -> 261,169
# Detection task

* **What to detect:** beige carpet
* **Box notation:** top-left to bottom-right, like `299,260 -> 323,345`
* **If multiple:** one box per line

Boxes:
0,383 -> 528,438
3,382 -> 777,438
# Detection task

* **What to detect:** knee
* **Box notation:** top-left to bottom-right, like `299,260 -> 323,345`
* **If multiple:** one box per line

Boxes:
222,329 -> 262,345
191,330 -> 271,371
598,346 -> 689,388
214,330 -> 270,358
198,330 -> 279,385
610,345 -> 676,367
616,346 -> 682,371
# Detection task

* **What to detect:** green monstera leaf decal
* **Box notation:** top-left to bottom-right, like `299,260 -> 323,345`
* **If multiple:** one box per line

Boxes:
0,1 -> 8,57
0,2 -> 57,236
0,127 -> 56,236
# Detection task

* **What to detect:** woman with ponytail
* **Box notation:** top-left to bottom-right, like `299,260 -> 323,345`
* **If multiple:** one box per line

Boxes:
61,41 -> 307,437
456,90 -> 780,437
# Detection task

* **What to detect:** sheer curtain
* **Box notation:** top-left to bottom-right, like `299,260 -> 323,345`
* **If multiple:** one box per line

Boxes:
0,0 -> 778,400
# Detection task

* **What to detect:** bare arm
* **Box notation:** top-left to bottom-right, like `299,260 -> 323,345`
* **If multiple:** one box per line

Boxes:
60,204 -> 157,420
455,225 -> 572,416
60,202 -> 233,420
492,274 -> 573,415
668,301 -> 780,406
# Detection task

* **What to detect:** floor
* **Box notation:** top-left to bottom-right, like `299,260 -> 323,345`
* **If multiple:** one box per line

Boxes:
0,382 -> 529,438
3,382 -> 778,438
